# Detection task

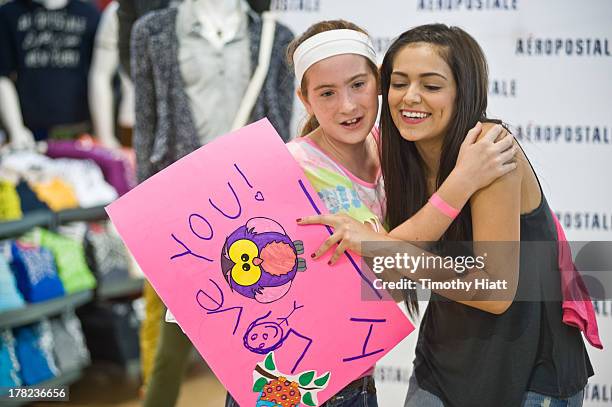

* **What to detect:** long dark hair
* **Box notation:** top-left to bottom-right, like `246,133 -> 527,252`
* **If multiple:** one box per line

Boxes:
380,24 -> 499,317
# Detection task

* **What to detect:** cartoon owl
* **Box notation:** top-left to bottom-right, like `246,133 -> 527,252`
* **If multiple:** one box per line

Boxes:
221,217 -> 306,303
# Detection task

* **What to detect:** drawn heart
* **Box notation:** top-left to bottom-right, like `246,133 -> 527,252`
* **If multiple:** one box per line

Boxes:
255,191 -> 264,201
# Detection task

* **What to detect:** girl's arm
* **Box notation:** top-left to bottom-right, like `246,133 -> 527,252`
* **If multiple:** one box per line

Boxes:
386,159 -> 522,314
386,124 -> 522,313
458,141 -> 522,314
299,125 -> 522,314
389,122 -> 516,243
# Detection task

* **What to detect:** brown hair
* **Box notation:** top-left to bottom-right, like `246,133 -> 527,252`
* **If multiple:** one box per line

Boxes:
380,24 -> 501,318
286,20 -> 380,136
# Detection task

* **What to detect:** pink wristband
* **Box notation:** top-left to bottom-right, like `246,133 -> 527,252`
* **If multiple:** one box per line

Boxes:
429,193 -> 460,219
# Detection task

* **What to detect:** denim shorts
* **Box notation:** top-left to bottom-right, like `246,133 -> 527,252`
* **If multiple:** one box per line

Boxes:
225,376 -> 377,407
404,373 -> 584,407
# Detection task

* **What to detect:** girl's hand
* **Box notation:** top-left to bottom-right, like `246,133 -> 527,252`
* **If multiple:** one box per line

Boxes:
297,214 -> 391,265
455,122 -> 517,193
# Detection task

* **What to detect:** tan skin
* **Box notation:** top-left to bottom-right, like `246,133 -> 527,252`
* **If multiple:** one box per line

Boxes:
299,43 -> 538,315
297,55 -> 381,184
296,52 -> 517,238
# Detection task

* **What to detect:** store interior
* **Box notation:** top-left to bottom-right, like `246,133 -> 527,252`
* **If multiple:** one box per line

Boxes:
0,0 -> 249,405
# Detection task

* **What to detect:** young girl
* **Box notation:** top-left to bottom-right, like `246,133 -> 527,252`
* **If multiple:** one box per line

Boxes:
299,24 -> 594,407
227,21 -> 516,407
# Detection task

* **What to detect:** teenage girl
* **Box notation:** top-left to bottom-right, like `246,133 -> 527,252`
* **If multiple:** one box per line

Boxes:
234,20 -> 517,407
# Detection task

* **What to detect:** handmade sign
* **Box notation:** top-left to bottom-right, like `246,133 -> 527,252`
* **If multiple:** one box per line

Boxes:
106,119 -> 413,406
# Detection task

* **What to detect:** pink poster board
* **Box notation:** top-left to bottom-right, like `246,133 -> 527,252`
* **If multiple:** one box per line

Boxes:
106,119 -> 414,406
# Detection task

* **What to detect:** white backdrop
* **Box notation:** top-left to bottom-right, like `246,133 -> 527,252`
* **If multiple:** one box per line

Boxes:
271,0 -> 612,405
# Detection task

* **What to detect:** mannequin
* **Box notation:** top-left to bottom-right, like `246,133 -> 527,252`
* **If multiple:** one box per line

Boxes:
132,1 -> 294,405
88,0 -> 135,148
0,77 -> 34,149
192,0 -> 243,49
0,0 -> 99,146
131,0 -> 293,182
0,0 -> 68,149
177,0 -> 251,144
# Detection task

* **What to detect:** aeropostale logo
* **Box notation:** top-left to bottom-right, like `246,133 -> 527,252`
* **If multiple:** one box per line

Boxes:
271,0 -> 321,12
516,37 -> 611,56
417,0 -> 518,11
555,212 -> 612,232
593,301 -> 611,319
489,78 -> 516,97
514,125 -> 611,144
584,382 -> 612,403
374,366 -> 411,384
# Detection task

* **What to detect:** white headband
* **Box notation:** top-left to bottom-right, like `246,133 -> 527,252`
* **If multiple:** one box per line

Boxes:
293,29 -> 377,86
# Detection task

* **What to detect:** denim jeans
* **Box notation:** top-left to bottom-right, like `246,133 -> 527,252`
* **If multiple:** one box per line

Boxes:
404,373 -> 584,407
522,390 -> 584,407
225,376 -> 377,407
403,373 -> 444,407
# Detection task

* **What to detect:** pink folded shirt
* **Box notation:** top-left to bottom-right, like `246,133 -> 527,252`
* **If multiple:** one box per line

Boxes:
45,139 -> 135,196
551,209 -> 603,349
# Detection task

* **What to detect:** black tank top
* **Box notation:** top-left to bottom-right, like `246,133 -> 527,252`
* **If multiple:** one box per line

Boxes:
413,179 -> 593,406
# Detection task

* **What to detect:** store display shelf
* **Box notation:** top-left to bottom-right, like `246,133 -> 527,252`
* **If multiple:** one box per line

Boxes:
56,205 -> 109,224
97,277 -> 144,300
0,290 -> 93,330
0,204 -> 110,240
0,368 -> 83,407
0,210 -> 54,239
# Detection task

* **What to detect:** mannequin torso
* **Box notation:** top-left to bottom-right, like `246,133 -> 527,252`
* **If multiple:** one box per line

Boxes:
177,0 -> 251,144
0,0 -> 99,146
0,0 -> 69,148
193,0 -> 243,49
130,2 -> 294,181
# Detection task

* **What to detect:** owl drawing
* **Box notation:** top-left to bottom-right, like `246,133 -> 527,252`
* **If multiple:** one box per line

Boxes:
221,217 -> 306,303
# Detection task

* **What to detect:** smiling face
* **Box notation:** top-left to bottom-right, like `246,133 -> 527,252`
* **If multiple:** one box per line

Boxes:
245,322 -> 282,353
298,54 -> 379,145
387,43 -> 457,147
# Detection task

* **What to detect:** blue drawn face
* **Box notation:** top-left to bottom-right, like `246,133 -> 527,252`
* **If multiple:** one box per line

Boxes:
246,322 -> 282,352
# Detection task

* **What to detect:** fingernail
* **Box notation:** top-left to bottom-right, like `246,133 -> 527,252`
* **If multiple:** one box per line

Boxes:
296,218 -> 302,222
310,253 -> 315,258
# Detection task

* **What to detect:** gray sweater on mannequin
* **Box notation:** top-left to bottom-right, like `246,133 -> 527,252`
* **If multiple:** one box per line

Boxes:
131,7 -> 294,182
